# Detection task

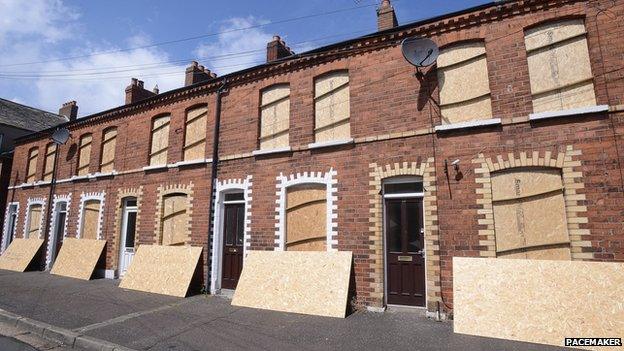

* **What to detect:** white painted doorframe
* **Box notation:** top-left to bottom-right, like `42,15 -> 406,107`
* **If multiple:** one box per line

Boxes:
118,198 -> 137,277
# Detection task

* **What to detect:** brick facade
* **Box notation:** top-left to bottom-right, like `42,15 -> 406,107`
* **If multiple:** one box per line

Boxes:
3,0 -> 624,315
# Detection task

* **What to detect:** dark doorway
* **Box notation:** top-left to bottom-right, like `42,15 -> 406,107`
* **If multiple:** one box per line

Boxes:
385,198 -> 426,307
221,202 -> 245,289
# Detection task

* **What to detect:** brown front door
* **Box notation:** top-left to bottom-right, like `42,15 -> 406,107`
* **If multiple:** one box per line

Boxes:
385,198 -> 426,306
221,203 -> 245,289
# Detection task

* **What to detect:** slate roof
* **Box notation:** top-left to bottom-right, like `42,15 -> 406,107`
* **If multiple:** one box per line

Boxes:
0,98 -> 68,132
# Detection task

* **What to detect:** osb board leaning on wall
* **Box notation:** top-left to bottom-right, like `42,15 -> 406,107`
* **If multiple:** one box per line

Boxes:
453,257 -> 624,350
119,245 -> 202,297
232,251 -> 352,318
50,238 -> 106,280
0,238 -> 44,272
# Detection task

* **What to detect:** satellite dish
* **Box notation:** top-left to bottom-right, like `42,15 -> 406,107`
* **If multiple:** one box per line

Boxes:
51,128 -> 70,145
401,37 -> 439,67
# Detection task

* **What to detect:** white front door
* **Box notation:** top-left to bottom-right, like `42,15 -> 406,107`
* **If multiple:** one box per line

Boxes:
118,198 -> 137,277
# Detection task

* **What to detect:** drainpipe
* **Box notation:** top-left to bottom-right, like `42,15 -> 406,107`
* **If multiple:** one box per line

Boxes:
41,142 -> 61,270
205,80 -> 227,293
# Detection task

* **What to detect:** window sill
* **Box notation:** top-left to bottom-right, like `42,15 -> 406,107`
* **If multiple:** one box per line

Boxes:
252,146 -> 292,156
71,175 -> 89,181
434,118 -> 501,132
174,159 -> 210,167
142,164 -> 168,172
529,105 -> 609,121
91,171 -> 116,178
307,138 -> 354,150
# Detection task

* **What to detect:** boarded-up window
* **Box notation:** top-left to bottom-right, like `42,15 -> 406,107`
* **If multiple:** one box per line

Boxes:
100,127 -> 117,172
25,148 -> 39,183
437,41 -> 492,124
80,200 -> 101,240
42,143 -> 56,181
77,134 -> 92,176
26,204 -> 43,239
314,71 -> 350,143
183,106 -> 207,161
161,194 -> 189,246
491,168 -> 571,260
149,115 -> 170,166
285,184 -> 327,251
525,19 -> 596,113
260,85 -> 290,150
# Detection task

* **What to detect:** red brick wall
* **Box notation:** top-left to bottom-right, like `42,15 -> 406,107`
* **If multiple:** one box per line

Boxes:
6,0 -> 624,313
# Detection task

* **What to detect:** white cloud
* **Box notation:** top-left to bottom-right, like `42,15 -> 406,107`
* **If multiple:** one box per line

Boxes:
0,0 -> 78,44
0,1 -> 185,117
194,16 -> 273,75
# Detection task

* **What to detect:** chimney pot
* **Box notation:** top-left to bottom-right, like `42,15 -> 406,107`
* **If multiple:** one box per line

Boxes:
59,100 -> 78,121
125,77 -> 156,104
377,0 -> 398,31
267,35 -> 294,63
185,61 -> 211,86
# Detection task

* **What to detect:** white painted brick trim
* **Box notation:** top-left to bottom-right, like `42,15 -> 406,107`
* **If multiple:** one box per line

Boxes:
45,193 -> 71,269
1,202 -> 19,253
210,175 -> 253,294
23,197 -> 46,239
275,168 -> 338,252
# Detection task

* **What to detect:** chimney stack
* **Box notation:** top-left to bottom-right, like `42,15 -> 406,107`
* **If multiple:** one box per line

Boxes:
267,35 -> 294,63
185,61 -> 214,86
377,0 -> 398,31
59,101 -> 78,121
125,78 -> 157,104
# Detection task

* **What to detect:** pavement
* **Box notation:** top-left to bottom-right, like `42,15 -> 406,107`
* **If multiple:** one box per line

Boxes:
0,270 -> 571,351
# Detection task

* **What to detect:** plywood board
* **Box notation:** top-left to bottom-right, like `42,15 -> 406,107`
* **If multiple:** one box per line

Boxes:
81,200 -> 101,240
26,205 -> 43,239
286,184 -> 326,251
260,85 -> 290,150
454,257 -> 624,350
50,238 -> 106,280
100,128 -> 117,173
161,194 -> 189,246
315,72 -> 350,142
183,106 -> 207,161
0,238 -> 44,272
232,251 -> 352,318
119,245 -> 202,297
77,134 -> 92,176
150,115 -> 170,166
491,168 -> 562,201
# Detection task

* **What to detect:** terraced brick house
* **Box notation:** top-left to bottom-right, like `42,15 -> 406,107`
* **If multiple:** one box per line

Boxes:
3,0 -> 624,317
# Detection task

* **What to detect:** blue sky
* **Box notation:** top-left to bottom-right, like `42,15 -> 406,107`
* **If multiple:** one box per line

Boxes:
0,0 -> 489,116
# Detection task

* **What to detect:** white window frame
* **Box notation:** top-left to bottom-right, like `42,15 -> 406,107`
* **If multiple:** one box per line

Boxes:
1,202 -> 19,253
76,192 -> 106,240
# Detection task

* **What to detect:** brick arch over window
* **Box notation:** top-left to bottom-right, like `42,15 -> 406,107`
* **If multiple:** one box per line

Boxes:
368,159 -> 441,312
112,187 -> 143,269
472,146 -> 591,260
154,183 -> 194,246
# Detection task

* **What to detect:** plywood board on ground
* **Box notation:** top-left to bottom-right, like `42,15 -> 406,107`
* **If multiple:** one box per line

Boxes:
232,251 -> 352,318
50,238 -> 106,280
119,245 -> 202,297
454,257 -> 624,350
0,238 -> 44,272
